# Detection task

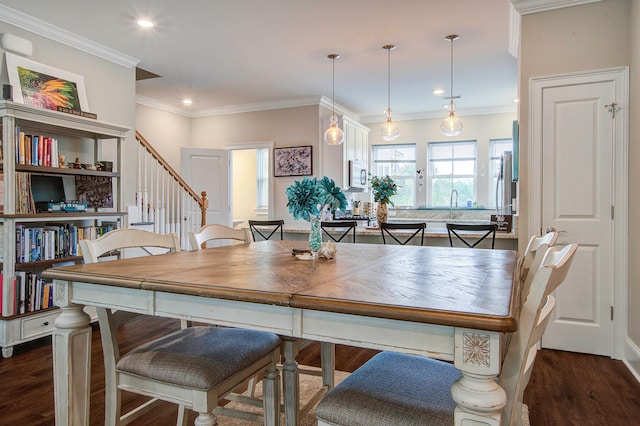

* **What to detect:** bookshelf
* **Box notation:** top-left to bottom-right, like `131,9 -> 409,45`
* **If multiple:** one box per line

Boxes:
0,101 -> 128,357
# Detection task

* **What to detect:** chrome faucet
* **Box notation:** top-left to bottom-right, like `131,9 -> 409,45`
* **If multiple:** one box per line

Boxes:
449,189 -> 458,219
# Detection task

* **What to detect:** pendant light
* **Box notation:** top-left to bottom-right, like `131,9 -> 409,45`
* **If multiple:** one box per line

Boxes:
440,34 -> 463,136
381,44 -> 400,141
324,53 -> 345,145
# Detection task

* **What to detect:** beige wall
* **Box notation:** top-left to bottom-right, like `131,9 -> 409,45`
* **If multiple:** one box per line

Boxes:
231,149 -> 258,224
136,104 -> 192,171
0,21 -> 136,204
519,0 -> 637,361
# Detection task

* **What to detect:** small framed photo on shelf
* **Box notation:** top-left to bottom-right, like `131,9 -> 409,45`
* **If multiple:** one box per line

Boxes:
274,145 -> 312,177
5,52 -> 90,112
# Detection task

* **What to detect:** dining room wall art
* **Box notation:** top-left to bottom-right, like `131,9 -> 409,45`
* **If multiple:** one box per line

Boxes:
274,145 -> 312,177
5,52 -> 90,112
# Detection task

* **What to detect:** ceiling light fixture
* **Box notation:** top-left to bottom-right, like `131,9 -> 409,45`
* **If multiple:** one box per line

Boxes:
183,99 -> 193,105
380,44 -> 400,141
440,34 -> 463,137
137,19 -> 154,28
324,53 -> 345,145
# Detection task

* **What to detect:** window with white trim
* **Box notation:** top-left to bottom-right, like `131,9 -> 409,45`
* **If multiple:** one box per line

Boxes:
371,144 -> 416,207
256,148 -> 269,209
428,141 -> 476,207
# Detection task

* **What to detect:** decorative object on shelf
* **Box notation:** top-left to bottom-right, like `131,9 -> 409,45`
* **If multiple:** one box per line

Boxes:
324,53 -> 345,146
5,53 -> 90,112
286,176 -> 347,257
274,145 -> 312,177
369,174 -> 398,224
380,44 -> 400,141
440,34 -> 463,136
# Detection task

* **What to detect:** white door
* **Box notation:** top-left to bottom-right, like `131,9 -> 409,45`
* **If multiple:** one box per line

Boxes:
531,69 -> 627,357
180,148 -> 230,227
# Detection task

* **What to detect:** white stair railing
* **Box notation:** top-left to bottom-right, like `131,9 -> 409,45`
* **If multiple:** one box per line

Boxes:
134,131 -> 207,249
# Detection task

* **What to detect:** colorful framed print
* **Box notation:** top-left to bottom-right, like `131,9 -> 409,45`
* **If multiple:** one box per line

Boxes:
274,145 -> 312,177
5,52 -> 90,112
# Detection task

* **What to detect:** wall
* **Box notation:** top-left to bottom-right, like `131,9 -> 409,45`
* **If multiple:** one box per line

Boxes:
190,105 -> 320,226
519,0 -> 637,370
231,148 -> 258,224
0,21 -> 136,205
367,112 -> 517,209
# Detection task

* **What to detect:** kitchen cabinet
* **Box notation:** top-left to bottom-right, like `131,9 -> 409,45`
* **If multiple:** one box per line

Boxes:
341,116 -> 370,190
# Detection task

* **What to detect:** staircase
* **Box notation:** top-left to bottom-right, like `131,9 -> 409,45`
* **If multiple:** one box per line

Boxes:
133,131 -> 207,249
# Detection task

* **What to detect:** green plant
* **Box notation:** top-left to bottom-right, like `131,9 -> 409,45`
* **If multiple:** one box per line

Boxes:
369,174 -> 398,206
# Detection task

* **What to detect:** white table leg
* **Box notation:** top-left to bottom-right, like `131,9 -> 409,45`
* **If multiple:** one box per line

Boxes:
451,328 -> 507,425
52,280 -> 92,426
281,338 -> 300,426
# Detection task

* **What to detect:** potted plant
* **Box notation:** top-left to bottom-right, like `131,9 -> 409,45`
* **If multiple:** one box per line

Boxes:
369,174 -> 397,224
286,176 -> 347,255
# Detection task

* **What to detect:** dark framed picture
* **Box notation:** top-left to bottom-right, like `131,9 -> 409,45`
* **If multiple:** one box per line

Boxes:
274,145 -> 312,177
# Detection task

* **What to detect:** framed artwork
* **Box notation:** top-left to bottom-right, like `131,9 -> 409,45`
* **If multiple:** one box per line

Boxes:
75,175 -> 113,209
5,52 -> 90,112
274,145 -> 312,177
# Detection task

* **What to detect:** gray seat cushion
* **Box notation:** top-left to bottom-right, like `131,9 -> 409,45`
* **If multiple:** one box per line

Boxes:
316,351 -> 460,426
116,326 -> 280,391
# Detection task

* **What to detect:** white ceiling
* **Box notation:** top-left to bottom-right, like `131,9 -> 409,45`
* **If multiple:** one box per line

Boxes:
0,0 -> 520,121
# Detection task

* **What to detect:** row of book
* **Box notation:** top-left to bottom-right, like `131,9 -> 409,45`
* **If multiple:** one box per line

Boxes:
15,172 -> 36,214
1,271 -> 55,317
16,222 -> 118,263
15,127 -> 61,167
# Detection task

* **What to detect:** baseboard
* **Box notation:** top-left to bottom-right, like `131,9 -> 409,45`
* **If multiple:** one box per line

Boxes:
623,337 -> 640,383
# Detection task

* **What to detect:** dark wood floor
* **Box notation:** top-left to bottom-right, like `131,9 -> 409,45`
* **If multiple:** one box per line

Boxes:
1,316 -> 639,425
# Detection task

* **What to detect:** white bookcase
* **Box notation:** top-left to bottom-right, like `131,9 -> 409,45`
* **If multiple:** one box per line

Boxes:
0,101 -> 128,357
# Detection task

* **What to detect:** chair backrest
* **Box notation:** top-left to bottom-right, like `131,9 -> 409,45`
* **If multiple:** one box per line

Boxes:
248,219 -> 284,241
380,222 -> 426,246
446,222 -> 497,248
189,224 -> 252,250
321,221 -> 357,243
79,228 -> 181,263
518,231 -> 558,304
499,243 -> 578,425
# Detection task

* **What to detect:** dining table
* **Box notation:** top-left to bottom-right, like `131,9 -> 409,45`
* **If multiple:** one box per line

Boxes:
43,240 -> 518,426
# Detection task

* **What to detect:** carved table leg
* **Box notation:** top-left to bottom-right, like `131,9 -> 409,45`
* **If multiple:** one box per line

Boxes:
52,280 -> 92,426
281,338 -> 300,426
451,328 -> 507,426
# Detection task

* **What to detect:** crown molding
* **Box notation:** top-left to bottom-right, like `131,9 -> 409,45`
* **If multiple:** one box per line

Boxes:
510,0 -> 602,15
136,95 -> 193,117
360,104 -> 518,124
0,4 -> 139,68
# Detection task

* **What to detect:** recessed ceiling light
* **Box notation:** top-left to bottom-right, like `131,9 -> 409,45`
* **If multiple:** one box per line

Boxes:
137,19 -> 154,28
513,98 -> 519,103
182,99 -> 193,105
433,89 -> 445,96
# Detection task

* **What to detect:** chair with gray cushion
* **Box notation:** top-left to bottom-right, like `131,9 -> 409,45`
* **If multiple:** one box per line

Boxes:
316,243 -> 578,426
81,229 -> 282,426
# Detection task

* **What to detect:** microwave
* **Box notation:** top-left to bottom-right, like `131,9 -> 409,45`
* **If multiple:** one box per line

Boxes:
348,160 -> 367,189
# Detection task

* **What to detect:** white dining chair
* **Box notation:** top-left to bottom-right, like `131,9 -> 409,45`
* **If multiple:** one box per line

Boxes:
316,243 -> 578,426
80,228 -> 282,426
517,231 -> 558,304
188,223 -> 252,249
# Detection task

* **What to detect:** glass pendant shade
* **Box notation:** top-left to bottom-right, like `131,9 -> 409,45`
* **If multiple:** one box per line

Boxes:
324,53 -> 344,145
440,105 -> 463,136
324,114 -> 345,145
441,34 -> 463,137
381,44 -> 399,141
381,110 -> 400,141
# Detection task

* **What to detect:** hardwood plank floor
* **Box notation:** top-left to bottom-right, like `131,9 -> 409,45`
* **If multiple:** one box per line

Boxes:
1,316 -> 638,425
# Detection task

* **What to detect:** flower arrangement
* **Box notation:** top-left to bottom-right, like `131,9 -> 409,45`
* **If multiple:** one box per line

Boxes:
369,175 -> 398,206
286,176 -> 347,221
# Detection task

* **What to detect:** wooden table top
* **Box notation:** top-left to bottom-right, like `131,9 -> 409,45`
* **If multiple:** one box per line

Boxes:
43,240 -> 518,332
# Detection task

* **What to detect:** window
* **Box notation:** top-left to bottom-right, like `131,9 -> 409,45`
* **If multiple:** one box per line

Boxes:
256,148 -> 269,209
371,144 -> 416,207
488,139 -> 513,209
428,141 -> 476,207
